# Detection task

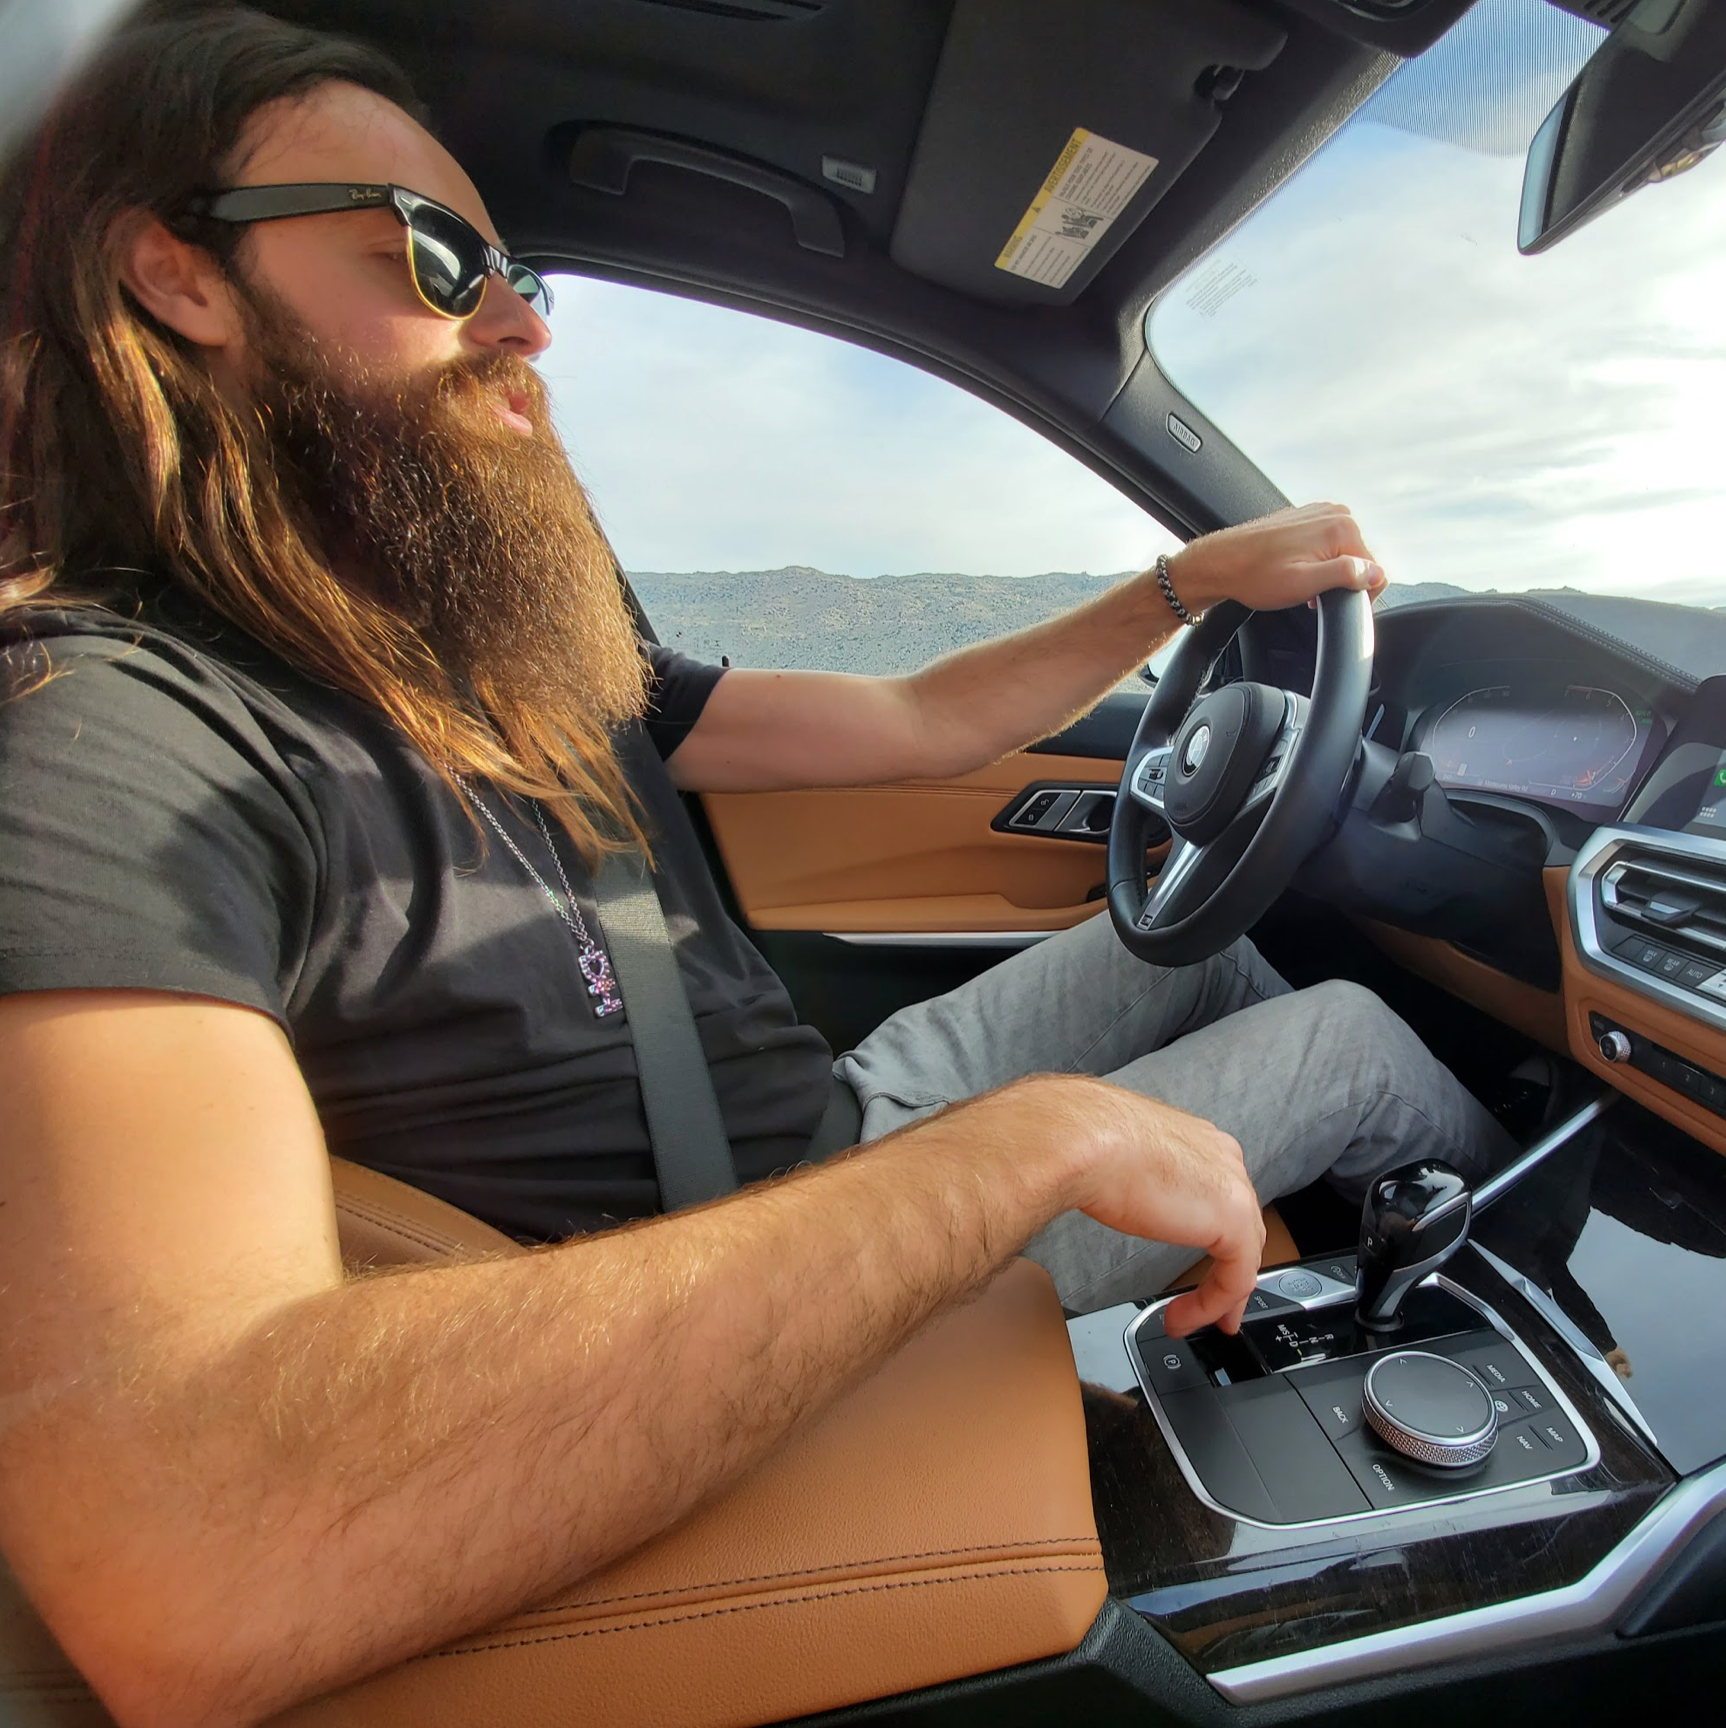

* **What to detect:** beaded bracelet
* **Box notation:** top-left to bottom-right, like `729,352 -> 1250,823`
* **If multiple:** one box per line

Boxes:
1155,553 -> 1203,628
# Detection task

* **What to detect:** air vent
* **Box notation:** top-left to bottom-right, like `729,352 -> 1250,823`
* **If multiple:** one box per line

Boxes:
1602,853 -> 1726,957
632,0 -> 826,20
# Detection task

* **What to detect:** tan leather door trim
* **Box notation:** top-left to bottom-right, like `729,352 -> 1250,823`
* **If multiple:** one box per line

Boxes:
1360,867 -> 1726,1161
705,749 -> 1160,934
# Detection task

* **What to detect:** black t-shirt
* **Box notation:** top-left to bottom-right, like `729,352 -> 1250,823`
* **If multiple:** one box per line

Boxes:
0,599 -> 834,1240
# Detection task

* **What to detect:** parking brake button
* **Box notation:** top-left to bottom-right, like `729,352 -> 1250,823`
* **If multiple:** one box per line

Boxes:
1140,1331 -> 1209,1396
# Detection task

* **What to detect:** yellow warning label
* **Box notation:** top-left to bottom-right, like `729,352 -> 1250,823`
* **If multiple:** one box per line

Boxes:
995,127 -> 1159,290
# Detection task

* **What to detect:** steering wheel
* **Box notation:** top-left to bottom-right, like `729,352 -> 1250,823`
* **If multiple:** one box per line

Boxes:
1107,587 -> 1374,967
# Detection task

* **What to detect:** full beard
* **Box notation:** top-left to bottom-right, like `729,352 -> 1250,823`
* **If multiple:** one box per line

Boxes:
244,297 -> 647,743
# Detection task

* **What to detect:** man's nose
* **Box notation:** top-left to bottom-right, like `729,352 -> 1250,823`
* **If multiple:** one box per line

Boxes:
464,271 -> 553,356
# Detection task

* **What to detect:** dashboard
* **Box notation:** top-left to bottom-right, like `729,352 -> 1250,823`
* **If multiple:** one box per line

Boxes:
1320,591 -> 1726,1161
1412,680 -> 1665,822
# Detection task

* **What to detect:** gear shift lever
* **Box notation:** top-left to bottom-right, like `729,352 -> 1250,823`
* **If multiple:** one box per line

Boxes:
1356,1160 -> 1472,1331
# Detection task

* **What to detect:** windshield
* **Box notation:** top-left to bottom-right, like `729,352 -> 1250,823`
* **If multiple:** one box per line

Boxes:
1148,0 -> 1726,608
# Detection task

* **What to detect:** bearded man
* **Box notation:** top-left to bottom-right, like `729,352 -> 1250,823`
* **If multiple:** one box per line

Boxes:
0,8 -> 1519,1725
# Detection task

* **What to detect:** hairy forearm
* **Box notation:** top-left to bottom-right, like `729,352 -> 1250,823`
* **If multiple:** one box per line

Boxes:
15,1080 -> 1103,1728
903,564 -> 1193,776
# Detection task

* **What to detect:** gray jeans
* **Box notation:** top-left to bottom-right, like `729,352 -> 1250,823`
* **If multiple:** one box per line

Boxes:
834,910 -> 1518,1312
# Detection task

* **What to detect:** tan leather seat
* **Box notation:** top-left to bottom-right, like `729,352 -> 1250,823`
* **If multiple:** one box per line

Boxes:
3,1161 -> 1302,1727
1,1160 -> 1109,1728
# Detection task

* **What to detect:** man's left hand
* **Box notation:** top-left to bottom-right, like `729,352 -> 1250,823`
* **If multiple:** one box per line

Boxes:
1166,501 -> 1389,616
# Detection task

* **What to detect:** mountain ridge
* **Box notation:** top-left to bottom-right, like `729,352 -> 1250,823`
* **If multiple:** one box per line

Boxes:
627,566 -> 1471,674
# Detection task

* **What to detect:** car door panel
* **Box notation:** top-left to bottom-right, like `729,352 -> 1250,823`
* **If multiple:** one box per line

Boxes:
703,748 -> 1168,936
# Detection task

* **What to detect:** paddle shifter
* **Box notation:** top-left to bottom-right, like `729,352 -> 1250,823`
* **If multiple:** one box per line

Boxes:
1355,1160 -> 1473,1331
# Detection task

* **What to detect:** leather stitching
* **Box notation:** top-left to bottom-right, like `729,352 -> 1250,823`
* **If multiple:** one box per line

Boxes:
515,1536 -> 1103,1615
334,1194 -> 471,1257
418,1562 -> 1108,1658
1515,598 -> 1696,690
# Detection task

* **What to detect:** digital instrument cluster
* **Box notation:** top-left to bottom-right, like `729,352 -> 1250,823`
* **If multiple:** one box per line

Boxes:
1418,683 -> 1662,821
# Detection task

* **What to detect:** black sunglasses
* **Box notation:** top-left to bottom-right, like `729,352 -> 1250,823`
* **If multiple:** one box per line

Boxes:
186,182 -> 554,321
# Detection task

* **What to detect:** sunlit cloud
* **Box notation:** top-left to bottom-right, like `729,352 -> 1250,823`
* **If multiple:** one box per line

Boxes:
1149,0 -> 1726,603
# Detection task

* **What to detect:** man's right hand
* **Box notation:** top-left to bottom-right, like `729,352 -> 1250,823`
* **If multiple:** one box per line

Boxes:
1040,1079 -> 1266,1337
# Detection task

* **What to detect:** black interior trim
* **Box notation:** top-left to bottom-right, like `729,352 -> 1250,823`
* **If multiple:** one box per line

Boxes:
569,126 -> 847,256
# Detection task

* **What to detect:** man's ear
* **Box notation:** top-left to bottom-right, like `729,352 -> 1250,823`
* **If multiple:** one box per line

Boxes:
110,210 -> 244,353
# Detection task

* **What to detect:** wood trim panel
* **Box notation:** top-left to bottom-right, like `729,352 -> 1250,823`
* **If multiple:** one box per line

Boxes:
704,750 -> 1145,934
1549,863 -> 1726,1158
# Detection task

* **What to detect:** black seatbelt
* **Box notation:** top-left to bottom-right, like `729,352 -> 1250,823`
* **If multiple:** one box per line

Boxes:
592,850 -> 739,1210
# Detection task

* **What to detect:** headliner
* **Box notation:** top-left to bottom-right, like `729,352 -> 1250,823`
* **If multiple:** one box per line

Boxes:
255,0 -> 1487,528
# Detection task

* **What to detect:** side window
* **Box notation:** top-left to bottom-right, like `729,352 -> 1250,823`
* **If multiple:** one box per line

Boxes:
539,277 -> 1179,679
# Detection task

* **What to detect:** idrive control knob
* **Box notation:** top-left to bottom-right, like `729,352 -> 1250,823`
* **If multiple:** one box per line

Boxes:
1363,1351 -> 1498,1469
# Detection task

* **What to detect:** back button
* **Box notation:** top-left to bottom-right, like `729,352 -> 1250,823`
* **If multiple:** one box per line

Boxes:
1289,1360 -> 1368,1442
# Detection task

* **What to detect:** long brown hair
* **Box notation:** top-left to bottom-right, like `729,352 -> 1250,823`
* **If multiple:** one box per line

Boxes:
0,4 -> 648,865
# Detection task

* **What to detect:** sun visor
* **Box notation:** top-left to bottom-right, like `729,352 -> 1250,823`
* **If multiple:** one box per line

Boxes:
890,0 -> 1285,305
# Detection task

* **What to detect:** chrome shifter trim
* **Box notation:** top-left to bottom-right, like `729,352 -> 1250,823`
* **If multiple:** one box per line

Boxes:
1473,1092 -> 1617,1211
1210,1463 -> 1726,1702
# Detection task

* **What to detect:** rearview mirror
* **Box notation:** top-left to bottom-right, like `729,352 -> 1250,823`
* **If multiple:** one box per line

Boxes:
1519,0 -> 1726,255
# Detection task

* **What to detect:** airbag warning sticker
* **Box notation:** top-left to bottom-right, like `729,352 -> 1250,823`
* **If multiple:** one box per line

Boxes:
994,128 -> 1159,289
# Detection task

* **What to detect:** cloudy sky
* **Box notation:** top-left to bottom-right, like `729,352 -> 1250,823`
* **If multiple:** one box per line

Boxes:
538,279 -> 1175,580
539,0 -> 1725,603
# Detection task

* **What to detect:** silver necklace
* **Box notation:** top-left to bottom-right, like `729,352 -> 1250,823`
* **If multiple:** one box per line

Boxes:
459,782 -> 624,1019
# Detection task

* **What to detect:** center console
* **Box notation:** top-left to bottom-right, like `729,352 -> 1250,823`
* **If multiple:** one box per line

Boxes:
1070,1098 -> 1726,1706
1127,1268 -> 1596,1527
1119,1153 -> 1602,1530
1047,676 -> 1726,1718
